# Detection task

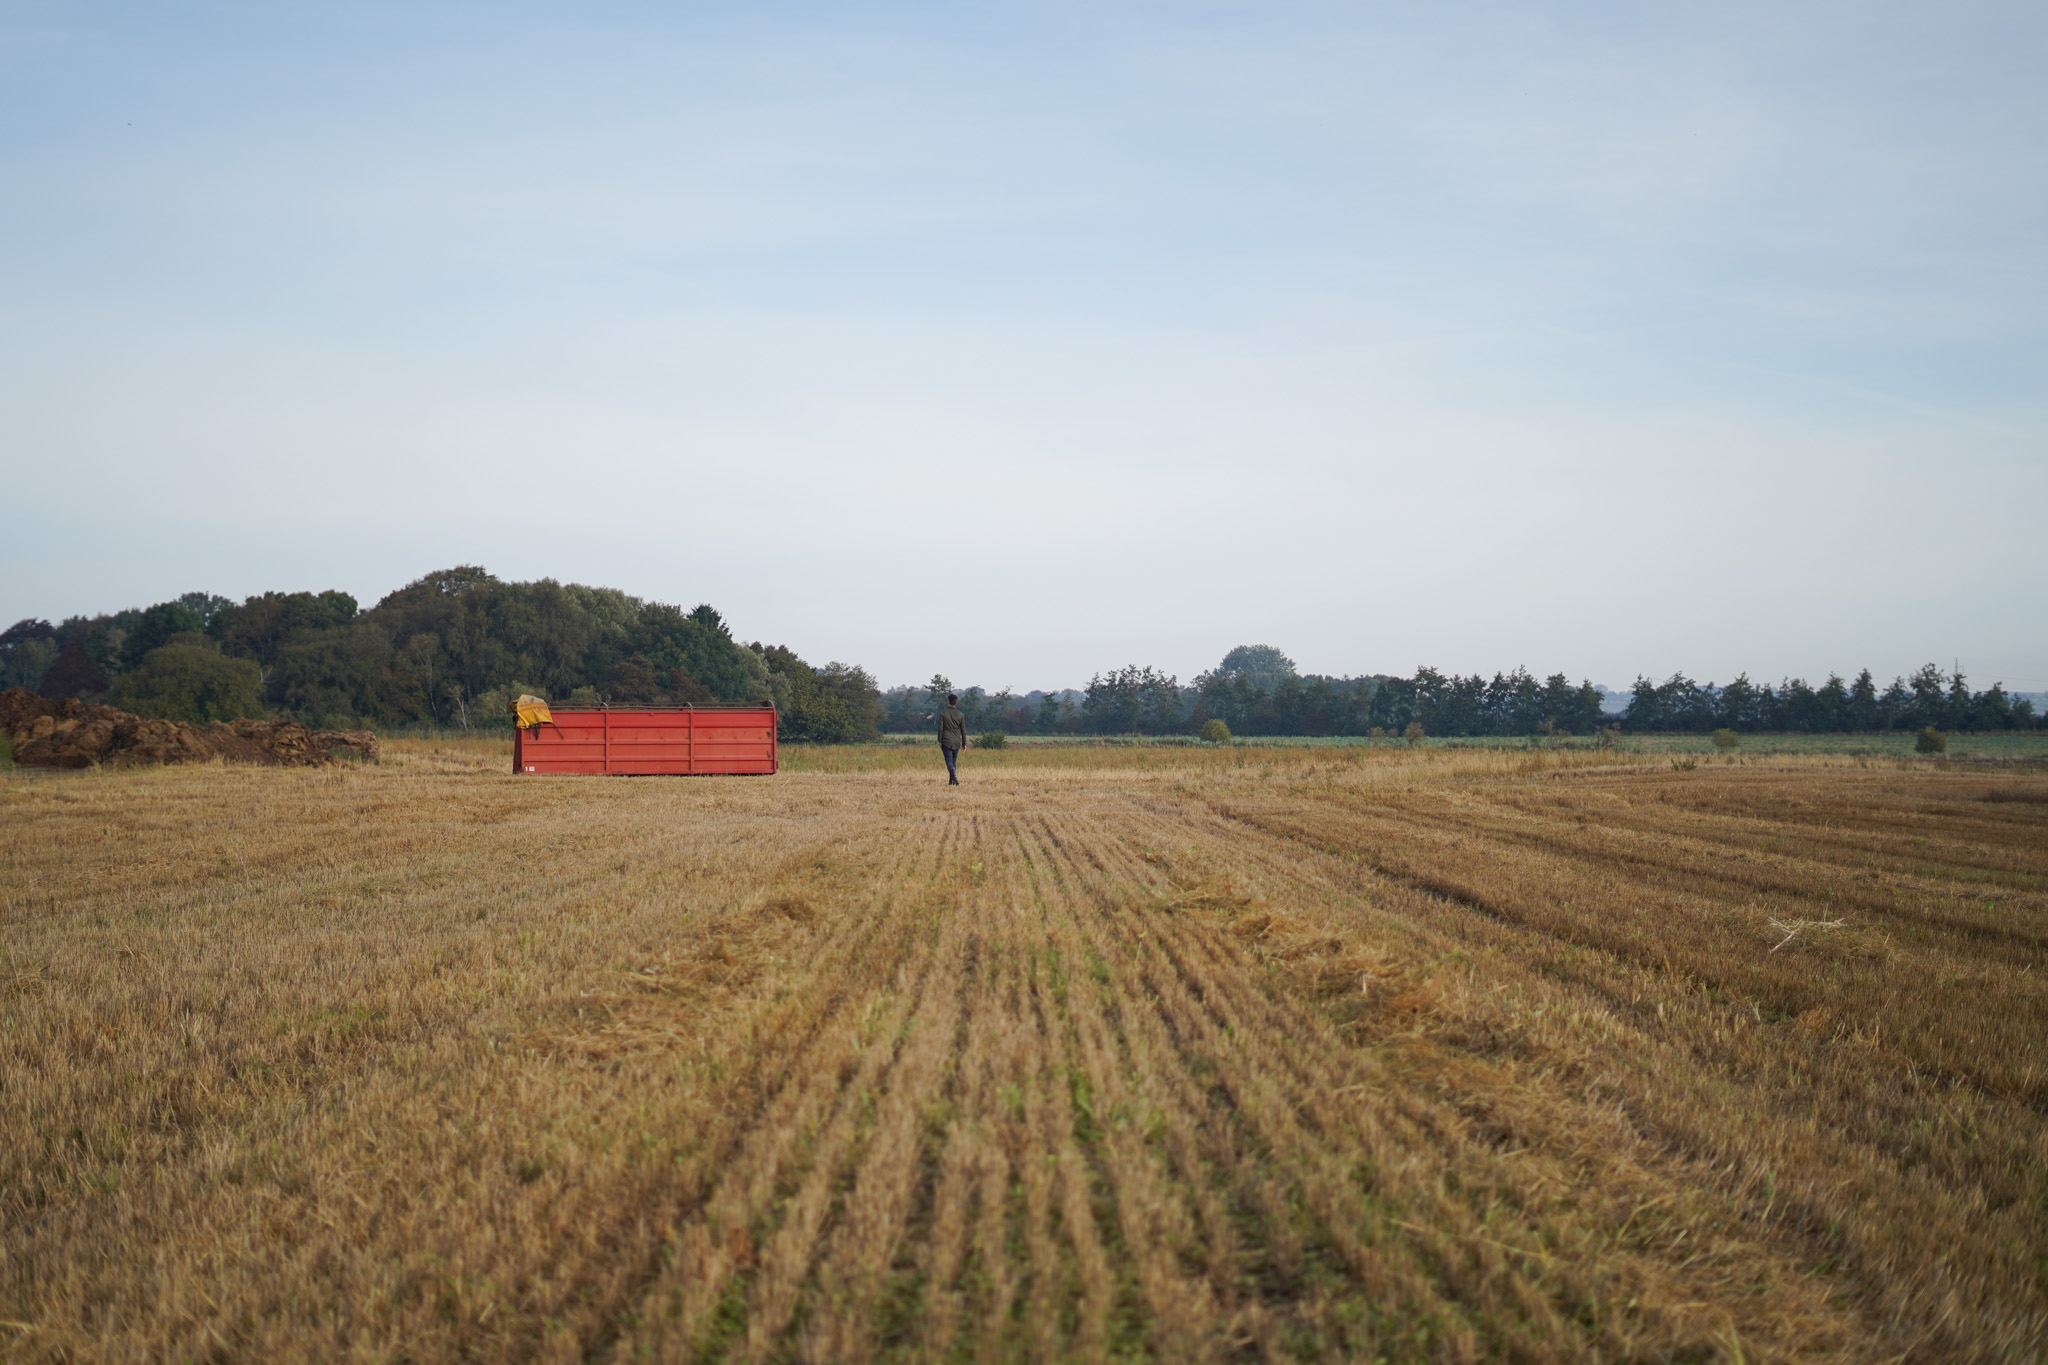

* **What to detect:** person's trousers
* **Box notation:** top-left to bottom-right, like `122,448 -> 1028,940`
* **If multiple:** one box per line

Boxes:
941,745 -> 959,783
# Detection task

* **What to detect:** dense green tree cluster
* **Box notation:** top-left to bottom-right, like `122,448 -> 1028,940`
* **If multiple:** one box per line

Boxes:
882,679 -> 1073,737
756,646 -> 884,743
1185,663 -> 1609,737
105,644 -> 263,724
1332,667 -> 1611,738
3,568 -> 880,737
1083,666 -> 1186,734
0,619 -> 60,693
1622,664 -> 2035,734
880,653 -> 1611,738
881,649 -> 2039,738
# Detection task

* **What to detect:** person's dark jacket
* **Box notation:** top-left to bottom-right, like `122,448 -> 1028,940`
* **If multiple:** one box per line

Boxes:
937,705 -> 968,751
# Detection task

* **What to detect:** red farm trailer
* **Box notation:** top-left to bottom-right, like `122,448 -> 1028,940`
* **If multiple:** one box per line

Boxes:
513,705 -> 778,776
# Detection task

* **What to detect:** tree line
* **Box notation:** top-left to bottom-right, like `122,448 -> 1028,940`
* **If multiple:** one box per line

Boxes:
1621,665 -> 2033,735
880,644 -> 2040,738
0,567 -> 883,741
5,593 -> 2036,742
882,649 -> 1610,739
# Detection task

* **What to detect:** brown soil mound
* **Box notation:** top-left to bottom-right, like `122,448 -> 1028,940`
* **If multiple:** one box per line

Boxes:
312,729 -> 382,763
0,689 -> 378,770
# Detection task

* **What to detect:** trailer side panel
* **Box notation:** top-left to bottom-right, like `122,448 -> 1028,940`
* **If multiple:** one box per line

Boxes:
513,706 -> 777,775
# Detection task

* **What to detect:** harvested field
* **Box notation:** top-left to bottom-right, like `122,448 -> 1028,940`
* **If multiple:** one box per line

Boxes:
2,745 -> 2045,1362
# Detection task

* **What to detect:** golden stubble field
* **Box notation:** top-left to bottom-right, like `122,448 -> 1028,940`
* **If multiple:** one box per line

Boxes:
2,741 -> 2045,1363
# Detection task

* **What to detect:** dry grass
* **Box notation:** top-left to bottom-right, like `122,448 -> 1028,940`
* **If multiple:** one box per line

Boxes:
2,742 -> 2044,1362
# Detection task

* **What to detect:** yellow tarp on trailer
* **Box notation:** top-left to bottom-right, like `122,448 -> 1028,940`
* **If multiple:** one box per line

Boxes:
512,695 -> 554,729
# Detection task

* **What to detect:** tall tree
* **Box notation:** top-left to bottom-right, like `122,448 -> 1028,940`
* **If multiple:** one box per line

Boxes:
38,641 -> 108,700
1847,669 -> 1880,732
1215,645 -> 1297,692
0,620 -> 58,692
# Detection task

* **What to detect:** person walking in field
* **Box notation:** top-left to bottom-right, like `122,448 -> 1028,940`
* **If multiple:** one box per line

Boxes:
937,693 -> 968,785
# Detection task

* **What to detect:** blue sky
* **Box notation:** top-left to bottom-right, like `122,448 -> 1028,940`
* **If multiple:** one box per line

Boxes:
3,1 -> 2043,690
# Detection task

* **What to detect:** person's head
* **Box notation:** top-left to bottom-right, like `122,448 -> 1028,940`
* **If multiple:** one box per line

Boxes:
947,693 -> 958,705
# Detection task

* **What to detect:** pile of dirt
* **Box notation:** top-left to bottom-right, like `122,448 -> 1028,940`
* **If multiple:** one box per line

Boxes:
312,729 -> 382,764
0,689 -> 379,770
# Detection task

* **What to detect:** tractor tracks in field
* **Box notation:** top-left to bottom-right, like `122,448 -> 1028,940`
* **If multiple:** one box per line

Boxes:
579,780 -> 2007,1361
573,812 -> 959,1362
1167,775 -> 2048,1361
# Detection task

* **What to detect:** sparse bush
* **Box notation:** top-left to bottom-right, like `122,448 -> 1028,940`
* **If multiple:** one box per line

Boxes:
975,731 -> 1007,749
1671,756 -> 1698,771
1368,726 -> 1386,740
1403,721 -> 1425,745
1711,728 -> 1740,751
1916,726 -> 1947,754
1200,718 -> 1231,743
